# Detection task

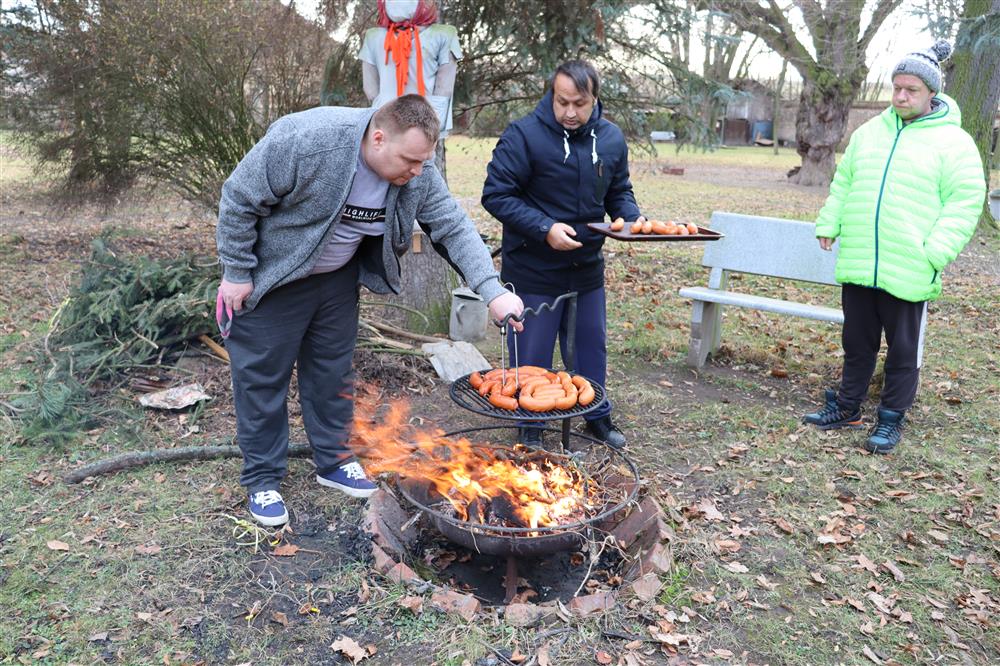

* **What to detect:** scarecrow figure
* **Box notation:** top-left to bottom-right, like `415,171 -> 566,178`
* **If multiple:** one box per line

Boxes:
360,0 -> 461,137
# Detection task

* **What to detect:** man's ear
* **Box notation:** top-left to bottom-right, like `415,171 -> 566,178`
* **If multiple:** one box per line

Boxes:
370,127 -> 386,147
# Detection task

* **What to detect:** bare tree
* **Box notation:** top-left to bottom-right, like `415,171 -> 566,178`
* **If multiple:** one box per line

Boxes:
944,0 -> 1000,229
710,0 -> 903,186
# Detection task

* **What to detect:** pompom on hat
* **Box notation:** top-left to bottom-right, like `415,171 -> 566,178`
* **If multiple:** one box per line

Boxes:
892,39 -> 953,92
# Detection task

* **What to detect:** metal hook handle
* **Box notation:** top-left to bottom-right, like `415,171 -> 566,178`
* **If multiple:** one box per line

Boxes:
491,291 -> 579,328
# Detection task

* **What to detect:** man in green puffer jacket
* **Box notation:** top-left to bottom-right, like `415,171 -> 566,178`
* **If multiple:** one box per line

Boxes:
803,40 -> 986,454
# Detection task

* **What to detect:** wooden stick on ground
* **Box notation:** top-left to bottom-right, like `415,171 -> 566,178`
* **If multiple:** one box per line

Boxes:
64,443 -> 313,484
363,320 -> 444,344
197,334 -> 229,363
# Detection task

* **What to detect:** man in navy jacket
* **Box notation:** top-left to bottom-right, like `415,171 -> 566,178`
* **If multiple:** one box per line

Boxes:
482,60 -> 644,448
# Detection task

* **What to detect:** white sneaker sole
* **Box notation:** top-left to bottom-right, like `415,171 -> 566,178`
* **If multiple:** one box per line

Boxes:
249,509 -> 289,527
316,474 -> 378,498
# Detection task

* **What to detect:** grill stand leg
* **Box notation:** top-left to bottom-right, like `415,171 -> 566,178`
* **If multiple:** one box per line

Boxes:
504,556 -> 519,604
560,293 -> 578,453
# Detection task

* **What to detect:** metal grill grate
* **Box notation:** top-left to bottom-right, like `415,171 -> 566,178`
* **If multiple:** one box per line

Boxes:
449,371 -> 604,421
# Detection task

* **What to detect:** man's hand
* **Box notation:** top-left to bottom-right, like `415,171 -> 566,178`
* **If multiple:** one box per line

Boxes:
488,292 -> 525,332
546,223 -> 583,251
818,237 -> 834,251
219,279 -> 254,311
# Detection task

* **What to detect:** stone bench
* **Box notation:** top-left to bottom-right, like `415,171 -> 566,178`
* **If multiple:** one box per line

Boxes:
679,211 -> 845,368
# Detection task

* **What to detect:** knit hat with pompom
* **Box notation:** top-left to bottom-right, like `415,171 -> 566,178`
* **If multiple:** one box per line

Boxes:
892,40 -> 953,92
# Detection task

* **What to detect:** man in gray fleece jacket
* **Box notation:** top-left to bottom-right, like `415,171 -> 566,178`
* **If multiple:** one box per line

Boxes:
217,95 -> 523,526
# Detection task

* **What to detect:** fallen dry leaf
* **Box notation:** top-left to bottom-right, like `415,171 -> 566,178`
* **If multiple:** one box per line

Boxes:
537,642 -> 551,666
330,636 -> 368,663
723,561 -> 749,574
272,543 -> 300,557
854,554 -> 879,574
270,611 -> 289,628
135,544 -> 162,555
595,651 -> 613,665
46,540 -> 70,552
775,517 -> 794,534
927,529 -> 949,543
881,560 -> 906,582
714,538 -> 742,554
696,498 -> 725,522
862,645 -> 883,664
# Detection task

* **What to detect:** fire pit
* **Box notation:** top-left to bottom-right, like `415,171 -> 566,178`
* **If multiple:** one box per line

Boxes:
352,400 -> 645,604
393,425 -> 639,602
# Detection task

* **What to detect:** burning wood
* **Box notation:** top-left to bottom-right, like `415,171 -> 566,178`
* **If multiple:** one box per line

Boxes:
350,400 -> 599,529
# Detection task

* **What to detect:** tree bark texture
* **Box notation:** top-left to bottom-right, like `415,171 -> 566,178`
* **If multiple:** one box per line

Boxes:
794,80 -> 858,186
944,0 -> 1000,227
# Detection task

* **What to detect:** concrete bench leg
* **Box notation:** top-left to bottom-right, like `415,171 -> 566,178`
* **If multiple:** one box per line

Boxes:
686,300 -> 722,368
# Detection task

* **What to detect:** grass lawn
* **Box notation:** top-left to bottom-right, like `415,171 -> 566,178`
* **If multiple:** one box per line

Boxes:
1,136 -> 998,665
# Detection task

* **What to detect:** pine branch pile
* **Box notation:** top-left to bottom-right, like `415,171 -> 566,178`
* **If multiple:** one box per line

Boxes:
16,236 -> 217,444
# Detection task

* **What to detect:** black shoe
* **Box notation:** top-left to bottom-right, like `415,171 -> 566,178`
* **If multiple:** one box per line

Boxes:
517,426 -> 543,447
803,389 -> 864,430
586,416 -> 626,449
864,407 -> 904,454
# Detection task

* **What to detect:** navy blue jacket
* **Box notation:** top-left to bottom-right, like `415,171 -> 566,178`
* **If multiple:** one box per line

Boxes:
481,91 -> 641,295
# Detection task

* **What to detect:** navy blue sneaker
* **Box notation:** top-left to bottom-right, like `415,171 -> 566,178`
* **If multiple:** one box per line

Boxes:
803,389 -> 864,430
864,407 -> 905,454
248,490 -> 289,527
317,461 -> 377,498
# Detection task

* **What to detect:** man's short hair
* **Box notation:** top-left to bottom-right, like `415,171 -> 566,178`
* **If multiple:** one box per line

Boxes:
372,94 -> 440,144
552,60 -> 600,98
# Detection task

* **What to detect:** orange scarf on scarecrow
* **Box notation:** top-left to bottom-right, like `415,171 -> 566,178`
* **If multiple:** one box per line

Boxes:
377,0 -> 438,97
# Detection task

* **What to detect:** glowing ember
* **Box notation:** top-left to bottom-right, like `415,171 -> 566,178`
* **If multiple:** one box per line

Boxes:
349,399 -> 598,529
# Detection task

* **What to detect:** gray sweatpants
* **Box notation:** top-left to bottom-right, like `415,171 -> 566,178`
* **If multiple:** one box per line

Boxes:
225,259 -> 359,494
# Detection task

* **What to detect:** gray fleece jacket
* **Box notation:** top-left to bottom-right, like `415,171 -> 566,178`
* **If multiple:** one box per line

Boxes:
217,105 -> 505,311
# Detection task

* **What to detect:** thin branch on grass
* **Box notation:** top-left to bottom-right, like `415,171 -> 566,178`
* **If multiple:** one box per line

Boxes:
64,442 -> 313,484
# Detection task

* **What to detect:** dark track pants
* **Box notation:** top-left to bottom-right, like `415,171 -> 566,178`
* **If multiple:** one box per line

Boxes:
225,259 -> 359,494
837,284 -> 928,413
506,287 -> 612,421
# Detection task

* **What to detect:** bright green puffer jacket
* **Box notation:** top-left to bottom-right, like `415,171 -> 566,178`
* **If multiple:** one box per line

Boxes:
815,93 -> 985,302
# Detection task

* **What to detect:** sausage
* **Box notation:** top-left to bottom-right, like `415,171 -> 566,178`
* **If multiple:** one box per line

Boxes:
554,386 -> 578,410
610,217 -> 625,231
500,377 -> 518,397
641,220 -> 653,234
686,222 -> 699,235
518,393 -> 557,412
478,379 -> 499,397
630,220 -> 643,234
532,387 -> 567,399
572,375 -> 596,405
651,221 -> 669,235
469,371 -> 484,389
677,225 -> 689,236
489,390 -> 519,411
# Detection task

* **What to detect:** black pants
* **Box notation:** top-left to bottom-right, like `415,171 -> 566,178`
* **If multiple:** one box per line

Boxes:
225,259 -> 359,494
837,284 -> 927,413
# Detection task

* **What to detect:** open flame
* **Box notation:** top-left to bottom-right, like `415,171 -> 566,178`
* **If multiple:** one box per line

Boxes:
349,399 -> 597,529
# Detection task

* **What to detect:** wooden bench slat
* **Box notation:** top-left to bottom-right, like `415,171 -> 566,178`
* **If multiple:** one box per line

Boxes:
679,287 -> 844,323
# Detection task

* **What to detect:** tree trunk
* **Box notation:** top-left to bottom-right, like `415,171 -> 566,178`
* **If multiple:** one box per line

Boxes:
792,80 -> 857,186
944,0 -> 1000,229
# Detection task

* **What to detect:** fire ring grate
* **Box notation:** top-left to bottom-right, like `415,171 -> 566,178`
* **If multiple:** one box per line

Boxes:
449,371 -> 605,421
